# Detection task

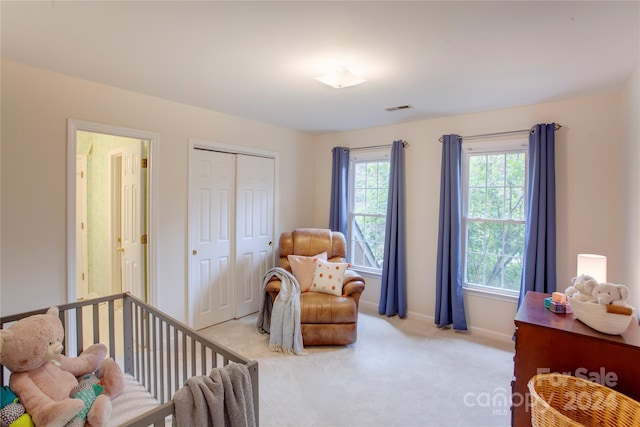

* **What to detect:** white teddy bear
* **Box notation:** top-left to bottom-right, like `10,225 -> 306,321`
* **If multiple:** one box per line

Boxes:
566,274 -> 598,302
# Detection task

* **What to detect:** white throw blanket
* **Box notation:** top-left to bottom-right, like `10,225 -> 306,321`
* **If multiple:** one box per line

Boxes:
172,362 -> 256,427
256,267 -> 305,355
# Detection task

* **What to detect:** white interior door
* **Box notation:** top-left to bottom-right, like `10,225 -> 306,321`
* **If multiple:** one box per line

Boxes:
120,142 -> 145,300
235,155 -> 274,318
76,155 -> 89,300
190,149 -> 235,329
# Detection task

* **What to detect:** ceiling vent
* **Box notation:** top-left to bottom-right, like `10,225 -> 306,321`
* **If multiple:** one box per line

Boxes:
385,105 -> 413,112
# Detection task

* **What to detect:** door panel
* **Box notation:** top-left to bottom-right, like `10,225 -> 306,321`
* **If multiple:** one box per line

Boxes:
121,142 -> 144,300
235,155 -> 274,318
191,150 -> 235,329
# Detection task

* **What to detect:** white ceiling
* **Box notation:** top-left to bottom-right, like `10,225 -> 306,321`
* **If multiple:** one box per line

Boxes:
2,1 -> 639,134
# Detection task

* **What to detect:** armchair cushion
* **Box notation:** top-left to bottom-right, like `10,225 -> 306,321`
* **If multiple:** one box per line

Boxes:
287,252 -> 327,292
310,260 -> 349,296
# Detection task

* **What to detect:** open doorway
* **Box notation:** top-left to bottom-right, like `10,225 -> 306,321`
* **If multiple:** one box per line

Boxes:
68,120 -> 158,305
76,131 -> 147,300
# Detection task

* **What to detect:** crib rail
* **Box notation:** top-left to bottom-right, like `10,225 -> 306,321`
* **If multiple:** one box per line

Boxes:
0,293 -> 259,427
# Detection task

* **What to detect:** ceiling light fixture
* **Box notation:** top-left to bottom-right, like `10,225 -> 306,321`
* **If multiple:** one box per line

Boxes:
315,66 -> 366,89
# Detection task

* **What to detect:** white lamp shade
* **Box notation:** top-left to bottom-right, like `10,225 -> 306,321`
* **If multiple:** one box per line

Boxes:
576,254 -> 607,283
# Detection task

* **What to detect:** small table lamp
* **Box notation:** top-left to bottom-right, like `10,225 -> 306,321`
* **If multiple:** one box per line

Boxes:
576,254 -> 607,283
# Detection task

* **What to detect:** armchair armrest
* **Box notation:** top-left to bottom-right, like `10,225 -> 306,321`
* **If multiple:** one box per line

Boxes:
342,269 -> 365,296
265,268 -> 365,302
265,277 -> 282,294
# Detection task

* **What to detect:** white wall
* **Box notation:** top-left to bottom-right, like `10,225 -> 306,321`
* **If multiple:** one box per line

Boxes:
313,91 -> 626,341
0,60 -> 315,322
621,65 -> 640,311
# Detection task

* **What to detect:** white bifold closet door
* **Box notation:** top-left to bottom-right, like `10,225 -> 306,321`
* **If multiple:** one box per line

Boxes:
190,148 -> 274,330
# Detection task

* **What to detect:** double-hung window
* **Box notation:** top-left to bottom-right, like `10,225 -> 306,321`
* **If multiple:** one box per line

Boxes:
462,139 -> 528,297
348,149 -> 390,273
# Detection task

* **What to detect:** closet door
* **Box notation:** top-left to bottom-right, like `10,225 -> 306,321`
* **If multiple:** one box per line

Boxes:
235,154 -> 275,318
190,149 -> 235,329
189,146 -> 275,329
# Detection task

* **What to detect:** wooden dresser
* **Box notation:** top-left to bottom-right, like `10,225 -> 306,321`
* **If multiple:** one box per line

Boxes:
512,291 -> 640,427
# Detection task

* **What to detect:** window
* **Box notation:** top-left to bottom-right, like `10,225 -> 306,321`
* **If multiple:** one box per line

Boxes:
348,150 -> 390,272
462,139 -> 528,296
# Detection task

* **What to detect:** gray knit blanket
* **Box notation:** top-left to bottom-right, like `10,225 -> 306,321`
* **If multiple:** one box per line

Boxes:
172,362 -> 255,427
256,267 -> 304,355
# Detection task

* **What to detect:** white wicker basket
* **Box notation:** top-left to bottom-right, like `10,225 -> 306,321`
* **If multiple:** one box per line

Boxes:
568,297 -> 635,335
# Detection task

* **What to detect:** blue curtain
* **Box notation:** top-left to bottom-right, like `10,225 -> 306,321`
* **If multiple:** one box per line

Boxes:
379,141 -> 407,317
329,147 -> 349,236
435,135 -> 468,330
518,124 -> 557,306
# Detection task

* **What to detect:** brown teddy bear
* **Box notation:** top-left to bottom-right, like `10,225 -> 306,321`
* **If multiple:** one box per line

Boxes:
0,307 -> 124,427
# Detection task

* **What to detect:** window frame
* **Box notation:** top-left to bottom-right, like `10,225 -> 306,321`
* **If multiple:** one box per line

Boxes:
461,138 -> 528,299
347,148 -> 391,275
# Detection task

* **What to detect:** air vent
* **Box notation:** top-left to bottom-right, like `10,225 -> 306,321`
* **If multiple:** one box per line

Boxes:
385,105 -> 413,112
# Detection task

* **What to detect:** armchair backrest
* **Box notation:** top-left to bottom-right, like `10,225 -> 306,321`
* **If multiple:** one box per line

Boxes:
278,228 -> 347,271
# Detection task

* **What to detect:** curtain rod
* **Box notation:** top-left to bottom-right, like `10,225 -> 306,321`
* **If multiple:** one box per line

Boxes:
336,141 -> 409,152
438,124 -> 562,143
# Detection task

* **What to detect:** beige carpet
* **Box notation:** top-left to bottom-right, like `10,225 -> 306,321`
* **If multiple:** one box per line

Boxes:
199,312 -> 515,427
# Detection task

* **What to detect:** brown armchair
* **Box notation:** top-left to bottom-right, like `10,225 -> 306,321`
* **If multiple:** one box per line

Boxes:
266,228 -> 366,345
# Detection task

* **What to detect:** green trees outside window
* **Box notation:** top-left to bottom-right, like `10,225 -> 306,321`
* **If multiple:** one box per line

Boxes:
350,159 -> 390,269
464,149 -> 526,292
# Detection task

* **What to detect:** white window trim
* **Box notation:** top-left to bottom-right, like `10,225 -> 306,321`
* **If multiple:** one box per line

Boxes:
348,148 -> 390,273
461,138 -> 528,298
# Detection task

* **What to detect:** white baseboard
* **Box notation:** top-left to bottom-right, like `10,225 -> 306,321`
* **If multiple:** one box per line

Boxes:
359,300 -> 514,347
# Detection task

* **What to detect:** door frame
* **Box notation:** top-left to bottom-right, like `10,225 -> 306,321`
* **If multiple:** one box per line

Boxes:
75,154 -> 89,300
187,138 -> 279,328
107,148 -> 123,296
67,119 -> 160,306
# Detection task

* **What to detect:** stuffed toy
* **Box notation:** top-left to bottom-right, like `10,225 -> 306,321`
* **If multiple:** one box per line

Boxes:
566,274 -> 598,302
65,373 -> 106,427
592,282 -> 630,306
0,386 -> 33,427
0,307 -> 124,427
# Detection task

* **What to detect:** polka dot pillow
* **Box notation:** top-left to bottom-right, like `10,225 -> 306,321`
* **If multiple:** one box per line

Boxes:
310,260 -> 349,296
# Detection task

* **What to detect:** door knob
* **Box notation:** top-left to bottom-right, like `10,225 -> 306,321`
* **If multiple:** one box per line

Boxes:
193,249 -> 198,255
117,247 -> 125,253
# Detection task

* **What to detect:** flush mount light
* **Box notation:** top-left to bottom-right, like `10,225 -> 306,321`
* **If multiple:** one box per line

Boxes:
315,66 -> 366,89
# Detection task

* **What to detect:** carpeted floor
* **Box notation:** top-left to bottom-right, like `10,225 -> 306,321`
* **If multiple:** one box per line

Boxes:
199,312 -> 515,427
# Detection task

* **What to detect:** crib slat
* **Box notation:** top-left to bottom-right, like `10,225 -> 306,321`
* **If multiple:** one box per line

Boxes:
108,300 -> 116,360
145,308 -> 151,391
181,332 -> 187,386
123,296 -> 134,376
165,322 -> 172,400
147,313 -> 160,399
75,307 -> 84,352
135,306 -> 141,382
158,316 -> 165,403
92,303 -> 100,342
190,338 -> 196,377
200,344 -> 206,374
173,328 -> 179,393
